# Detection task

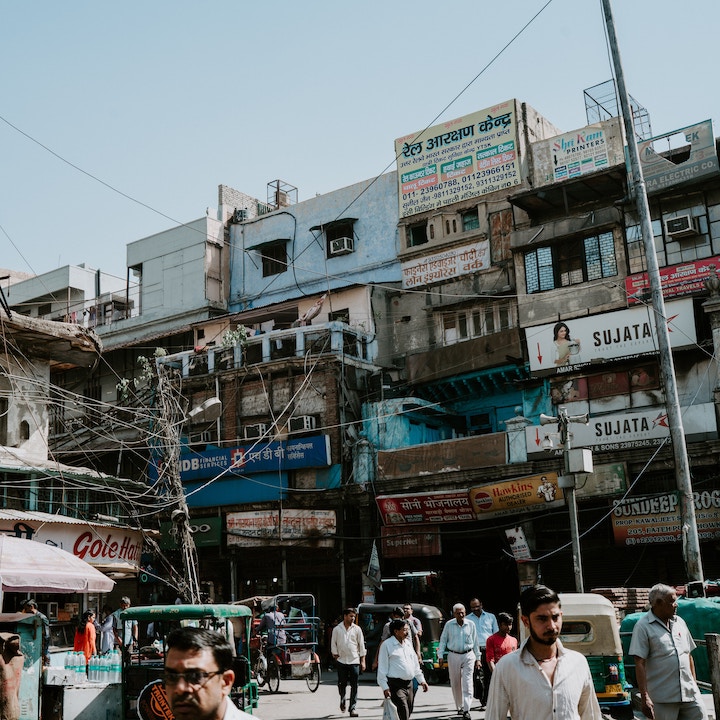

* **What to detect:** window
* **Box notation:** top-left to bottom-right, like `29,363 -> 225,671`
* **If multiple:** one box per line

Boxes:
440,302 -> 515,346
462,210 -> 480,232
329,308 -> 350,324
407,222 -> 428,248
325,220 -> 355,256
524,231 -> 617,294
261,241 -> 288,277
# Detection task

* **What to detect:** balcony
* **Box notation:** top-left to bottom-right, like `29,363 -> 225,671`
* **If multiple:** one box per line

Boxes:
161,321 -> 377,378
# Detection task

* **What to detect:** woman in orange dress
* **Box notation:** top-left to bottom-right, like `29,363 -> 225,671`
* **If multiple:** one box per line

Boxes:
73,610 -> 97,667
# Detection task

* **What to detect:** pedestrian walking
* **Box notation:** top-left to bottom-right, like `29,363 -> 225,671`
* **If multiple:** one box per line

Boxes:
437,603 -> 480,720
331,607 -> 366,717
466,598 -> 498,707
377,618 -> 428,720
629,583 -> 707,720
484,612 -> 517,694
485,584 -> 601,720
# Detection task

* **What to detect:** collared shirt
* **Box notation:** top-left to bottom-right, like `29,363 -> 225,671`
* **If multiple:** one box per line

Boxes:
112,610 -> 137,646
629,610 -> 700,703
377,636 -> 425,691
467,610 -> 498,648
331,622 -> 366,665
485,638 -> 602,720
438,619 -> 480,661
223,697 -> 258,719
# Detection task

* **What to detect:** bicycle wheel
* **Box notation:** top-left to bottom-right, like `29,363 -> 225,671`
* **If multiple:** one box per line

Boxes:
254,656 -> 267,687
305,661 -> 321,692
267,660 -> 280,693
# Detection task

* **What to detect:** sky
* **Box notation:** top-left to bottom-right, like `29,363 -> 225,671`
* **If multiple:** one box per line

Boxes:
1,0 -> 719,281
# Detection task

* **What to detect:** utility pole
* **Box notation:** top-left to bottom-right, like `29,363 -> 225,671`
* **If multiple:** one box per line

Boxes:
541,408 -> 592,592
601,0 -> 704,582
155,361 -> 201,604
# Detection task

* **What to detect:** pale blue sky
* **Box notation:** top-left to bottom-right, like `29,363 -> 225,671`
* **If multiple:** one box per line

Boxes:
2,0 -> 718,279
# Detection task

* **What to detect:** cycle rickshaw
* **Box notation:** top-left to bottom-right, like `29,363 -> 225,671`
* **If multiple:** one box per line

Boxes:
239,593 -> 322,693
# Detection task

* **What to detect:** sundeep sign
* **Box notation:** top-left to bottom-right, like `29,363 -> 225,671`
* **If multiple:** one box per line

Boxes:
525,298 -> 695,376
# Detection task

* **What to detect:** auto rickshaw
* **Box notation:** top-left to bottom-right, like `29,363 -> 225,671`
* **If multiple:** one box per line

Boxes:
519,593 -> 632,720
357,602 -> 447,684
120,603 -> 258,719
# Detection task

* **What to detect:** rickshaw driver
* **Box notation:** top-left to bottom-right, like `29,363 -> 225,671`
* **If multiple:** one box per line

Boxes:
164,626 -> 261,720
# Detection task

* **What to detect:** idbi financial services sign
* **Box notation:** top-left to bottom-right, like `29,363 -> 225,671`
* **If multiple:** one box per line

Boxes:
395,99 -> 521,218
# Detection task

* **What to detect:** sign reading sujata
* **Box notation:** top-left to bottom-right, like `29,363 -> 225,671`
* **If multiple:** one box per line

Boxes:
525,298 -> 696,376
395,100 -> 521,218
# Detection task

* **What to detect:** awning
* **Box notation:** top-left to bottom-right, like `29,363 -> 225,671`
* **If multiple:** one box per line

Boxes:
0,535 -> 115,593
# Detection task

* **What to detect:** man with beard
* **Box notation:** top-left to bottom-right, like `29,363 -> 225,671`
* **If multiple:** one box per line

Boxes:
485,585 -> 601,720
164,627 -> 259,720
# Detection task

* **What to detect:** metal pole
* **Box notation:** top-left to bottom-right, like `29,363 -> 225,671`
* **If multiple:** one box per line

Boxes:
560,410 -> 584,592
601,0 -> 704,582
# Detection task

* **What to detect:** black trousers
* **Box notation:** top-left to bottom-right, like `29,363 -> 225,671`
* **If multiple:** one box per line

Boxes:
473,648 -> 490,703
387,677 -> 415,720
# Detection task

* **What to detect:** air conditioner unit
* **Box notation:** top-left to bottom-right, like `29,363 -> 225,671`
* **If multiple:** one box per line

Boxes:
288,415 -> 317,433
329,236 -> 354,256
189,430 -> 212,444
665,214 -> 699,238
244,423 -> 268,440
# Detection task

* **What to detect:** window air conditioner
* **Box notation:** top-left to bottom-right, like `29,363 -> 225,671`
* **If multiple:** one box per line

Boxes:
665,214 -> 699,238
244,423 -> 268,440
288,415 -> 317,433
329,236 -> 354,256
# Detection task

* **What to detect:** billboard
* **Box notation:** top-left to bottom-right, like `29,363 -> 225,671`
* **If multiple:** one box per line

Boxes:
626,255 -> 720,304
638,120 -> 719,194
226,509 -> 336,548
401,240 -> 489,289
525,298 -> 696,376
395,100 -> 521,218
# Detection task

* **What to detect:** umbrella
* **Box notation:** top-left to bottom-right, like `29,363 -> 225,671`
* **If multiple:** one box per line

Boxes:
0,535 -> 115,593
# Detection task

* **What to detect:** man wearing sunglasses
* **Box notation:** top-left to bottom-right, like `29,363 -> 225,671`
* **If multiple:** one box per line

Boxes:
164,627 -> 260,720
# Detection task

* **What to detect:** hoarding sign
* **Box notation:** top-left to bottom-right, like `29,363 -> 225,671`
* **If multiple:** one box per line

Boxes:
626,256 -> 720,304
549,126 -> 610,182
525,298 -> 696,376
376,491 -> 475,525
149,435 -> 331,483
381,525 -> 441,558
611,491 -> 720,546
395,100 -> 521,218
401,240 -> 489,289
638,119 -> 719,194
469,472 -> 564,520
226,509 -> 336,548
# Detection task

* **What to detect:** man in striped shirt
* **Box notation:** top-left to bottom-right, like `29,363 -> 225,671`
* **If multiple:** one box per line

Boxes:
438,603 -> 481,720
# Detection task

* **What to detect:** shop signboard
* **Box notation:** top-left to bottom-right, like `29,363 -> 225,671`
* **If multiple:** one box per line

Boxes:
525,298 -> 696,376
226,509 -> 336,548
0,513 -> 142,572
395,99 -> 521,218
376,490 -> 475,525
611,491 -> 720,546
400,240 -> 490,289
469,472 -> 564,520
626,255 -> 720,305
381,525 -> 441,558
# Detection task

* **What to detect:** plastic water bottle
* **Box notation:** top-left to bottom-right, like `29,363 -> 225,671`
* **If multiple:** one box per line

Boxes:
110,649 -> 122,684
77,652 -> 87,683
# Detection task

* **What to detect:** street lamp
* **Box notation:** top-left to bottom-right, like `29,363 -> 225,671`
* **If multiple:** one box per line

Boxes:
540,407 -> 593,592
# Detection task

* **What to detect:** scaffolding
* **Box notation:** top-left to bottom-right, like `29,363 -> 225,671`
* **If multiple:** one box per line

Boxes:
584,78 -> 652,141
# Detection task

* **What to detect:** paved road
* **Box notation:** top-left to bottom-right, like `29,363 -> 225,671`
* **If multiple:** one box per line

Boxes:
252,670 -> 482,720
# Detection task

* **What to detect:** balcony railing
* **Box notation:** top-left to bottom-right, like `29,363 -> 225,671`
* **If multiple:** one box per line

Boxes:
160,321 -> 376,378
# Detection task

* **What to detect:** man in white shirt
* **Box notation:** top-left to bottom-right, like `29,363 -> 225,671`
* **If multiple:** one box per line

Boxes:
331,607 -> 366,717
378,619 -> 428,720
438,603 -> 481,720
486,585 -> 601,720
466,598 -> 498,707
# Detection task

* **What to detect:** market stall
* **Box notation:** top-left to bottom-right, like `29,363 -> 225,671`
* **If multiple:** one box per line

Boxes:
0,535 -> 117,720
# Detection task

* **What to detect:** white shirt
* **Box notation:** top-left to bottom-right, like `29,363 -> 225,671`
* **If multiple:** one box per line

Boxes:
437,619 -> 480,661
377,636 -> 425,691
223,698 -> 258,719
485,638 -> 602,720
331,622 -> 366,665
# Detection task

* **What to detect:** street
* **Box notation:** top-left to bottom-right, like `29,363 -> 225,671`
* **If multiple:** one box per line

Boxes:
252,670 -> 479,720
